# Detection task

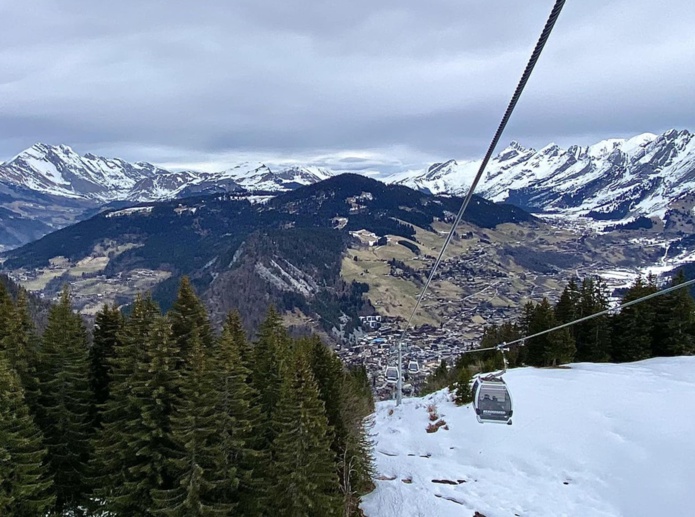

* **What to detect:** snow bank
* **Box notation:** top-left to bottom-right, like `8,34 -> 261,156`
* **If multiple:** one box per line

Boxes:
361,357 -> 695,517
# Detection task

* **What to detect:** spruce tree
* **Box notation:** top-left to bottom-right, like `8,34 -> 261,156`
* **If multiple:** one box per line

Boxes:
525,300 -> 549,366
652,270 -> 695,356
252,306 -> 290,447
306,335 -> 347,457
518,301 -> 536,335
572,277 -> 611,362
554,277 -> 580,324
169,277 -> 214,362
1,290 -> 40,413
450,366 -> 474,406
35,287 -> 93,513
224,310 -> 253,372
151,328 -> 233,516
271,352 -> 342,517
91,301 -> 180,516
108,315 -> 181,515
89,304 -> 123,427
0,281 -> 14,344
89,295 -> 160,510
0,354 -> 55,516
612,276 -> 657,362
305,335 -> 376,516
527,298 -> 575,366
213,312 -> 266,515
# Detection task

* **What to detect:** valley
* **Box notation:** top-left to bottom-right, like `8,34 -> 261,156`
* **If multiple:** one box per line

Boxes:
2,184 -> 682,400
335,216 -> 674,396
3,134 -> 695,399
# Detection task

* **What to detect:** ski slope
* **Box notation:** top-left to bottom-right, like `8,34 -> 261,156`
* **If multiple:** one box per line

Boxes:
361,357 -> 695,517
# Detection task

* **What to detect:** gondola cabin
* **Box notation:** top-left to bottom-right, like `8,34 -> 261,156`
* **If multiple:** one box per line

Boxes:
472,376 -> 513,425
385,366 -> 399,384
407,360 -> 420,374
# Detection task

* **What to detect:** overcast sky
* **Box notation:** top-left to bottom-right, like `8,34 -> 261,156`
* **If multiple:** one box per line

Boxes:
1,0 -> 693,172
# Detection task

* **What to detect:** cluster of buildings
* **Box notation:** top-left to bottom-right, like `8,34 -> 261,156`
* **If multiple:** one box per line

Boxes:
335,318 -> 479,400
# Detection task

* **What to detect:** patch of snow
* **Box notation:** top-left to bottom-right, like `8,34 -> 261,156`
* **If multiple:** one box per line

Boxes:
105,206 -> 154,218
361,357 -> 695,517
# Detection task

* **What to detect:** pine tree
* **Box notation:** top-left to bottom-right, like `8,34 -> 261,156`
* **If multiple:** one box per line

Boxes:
0,281 -> 14,344
151,328 -> 233,516
108,315 -> 181,515
450,366 -> 474,406
574,277 -> 611,362
252,307 -> 290,447
554,277 -> 580,324
527,298 -> 575,366
612,276 -> 657,362
213,312 -> 266,515
169,277 -> 214,363
271,353 -> 342,517
88,304 -> 123,427
0,353 -> 55,516
89,295 -> 160,510
1,290 -> 41,413
35,286 -> 93,513
652,270 -> 695,357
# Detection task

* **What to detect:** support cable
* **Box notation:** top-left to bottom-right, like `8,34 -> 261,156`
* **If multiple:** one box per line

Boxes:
395,0 -> 567,404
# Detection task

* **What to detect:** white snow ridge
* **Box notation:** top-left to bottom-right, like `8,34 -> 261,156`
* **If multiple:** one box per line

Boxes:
361,357 -> 695,517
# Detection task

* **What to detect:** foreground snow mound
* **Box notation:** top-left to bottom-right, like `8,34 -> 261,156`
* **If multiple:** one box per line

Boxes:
361,357 -> 695,517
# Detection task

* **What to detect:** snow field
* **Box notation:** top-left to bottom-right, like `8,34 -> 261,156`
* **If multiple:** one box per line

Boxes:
361,357 -> 695,517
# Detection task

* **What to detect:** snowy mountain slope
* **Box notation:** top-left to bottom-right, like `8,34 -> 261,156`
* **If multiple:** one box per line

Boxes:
388,129 -> 695,221
0,144 -> 337,248
0,143 -> 168,201
213,163 -> 334,192
361,357 -> 695,517
0,144 -> 335,202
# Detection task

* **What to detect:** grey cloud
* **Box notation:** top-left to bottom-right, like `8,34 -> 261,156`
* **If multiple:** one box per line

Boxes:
0,0 -> 693,170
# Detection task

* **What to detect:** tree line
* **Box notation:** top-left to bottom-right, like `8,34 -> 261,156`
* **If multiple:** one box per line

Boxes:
0,277 -> 374,516
425,271 -> 695,400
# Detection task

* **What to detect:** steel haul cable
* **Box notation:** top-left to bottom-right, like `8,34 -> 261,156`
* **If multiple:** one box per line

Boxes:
395,0 -> 567,404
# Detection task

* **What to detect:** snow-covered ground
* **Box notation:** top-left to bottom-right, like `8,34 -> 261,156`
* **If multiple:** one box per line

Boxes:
361,357 -> 695,517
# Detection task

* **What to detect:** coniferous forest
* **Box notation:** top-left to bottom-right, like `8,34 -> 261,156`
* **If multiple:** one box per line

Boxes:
0,277 -> 374,516
426,271 -> 695,397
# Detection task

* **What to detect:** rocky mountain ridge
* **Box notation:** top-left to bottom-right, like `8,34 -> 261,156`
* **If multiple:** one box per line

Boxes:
1,129 -> 693,251
390,129 -> 695,221
0,143 -> 333,202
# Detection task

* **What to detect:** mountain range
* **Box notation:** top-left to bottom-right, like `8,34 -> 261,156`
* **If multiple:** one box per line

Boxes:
0,143 -> 334,202
389,128 -> 695,220
1,128 -> 693,250
0,144 -> 335,250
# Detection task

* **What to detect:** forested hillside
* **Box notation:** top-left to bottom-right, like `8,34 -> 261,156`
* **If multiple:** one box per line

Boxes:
425,271 -> 695,394
0,277 -> 374,516
2,174 -> 535,334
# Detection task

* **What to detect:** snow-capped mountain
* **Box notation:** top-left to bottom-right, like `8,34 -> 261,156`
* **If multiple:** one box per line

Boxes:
0,143 -> 168,201
389,129 -> 695,220
0,144 -> 336,203
2,129 -> 694,251
0,144 -> 336,250
213,163 -> 334,192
